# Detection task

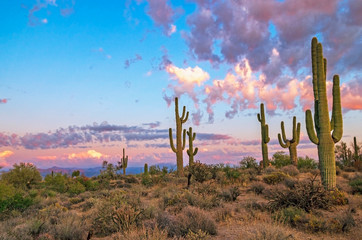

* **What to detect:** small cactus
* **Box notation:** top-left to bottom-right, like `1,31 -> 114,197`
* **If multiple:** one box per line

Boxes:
169,97 -> 189,176
121,148 -> 128,175
257,103 -> 270,167
144,163 -> 148,175
186,127 -> 198,166
278,116 -> 301,166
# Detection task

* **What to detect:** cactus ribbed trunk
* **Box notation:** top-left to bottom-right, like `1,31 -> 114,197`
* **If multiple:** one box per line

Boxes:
289,144 -> 298,166
305,37 -> 342,190
257,103 -> 270,168
169,97 -> 188,176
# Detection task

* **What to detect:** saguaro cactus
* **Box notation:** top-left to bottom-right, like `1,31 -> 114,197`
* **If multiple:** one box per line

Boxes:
121,148 -> 128,175
169,97 -> 189,176
144,163 -> 148,175
305,37 -> 343,189
186,127 -> 198,166
278,116 -> 301,166
257,103 -> 270,168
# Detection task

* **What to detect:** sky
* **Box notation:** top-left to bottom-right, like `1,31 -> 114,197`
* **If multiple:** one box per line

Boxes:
0,0 -> 361,169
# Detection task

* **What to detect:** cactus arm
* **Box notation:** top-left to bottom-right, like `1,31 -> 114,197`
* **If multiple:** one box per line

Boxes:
278,133 -> 289,148
181,106 -> 187,120
296,122 -> 301,145
311,37 -> 319,101
182,111 -> 189,123
291,117 -> 297,142
182,129 -> 186,150
281,121 -> 287,142
331,75 -> 343,143
306,110 -> 319,145
263,124 -> 270,143
187,149 -> 190,156
169,128 -> 177,153
257,113 -> 261,122
193,132 -> 196,140
193,147 -> 198,156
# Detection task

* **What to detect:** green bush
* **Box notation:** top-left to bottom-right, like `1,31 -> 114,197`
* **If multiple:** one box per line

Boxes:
44,173 -> 68,193
349,176 -> 362,194
297,156 -> 318,170
263,172 -> 288,185
67,181 -> 86,196
240,156 -> 258,169
274,206 -> 305,226
1,163 -> 42,189
189,161 -> 212,183
270,151 -> 291,168
0,192 -> 34,213
219,186 -> 240,202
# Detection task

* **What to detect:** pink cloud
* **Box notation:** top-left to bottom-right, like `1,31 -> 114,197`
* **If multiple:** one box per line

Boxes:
0,99 -> 8,104
0,150 -> 14,167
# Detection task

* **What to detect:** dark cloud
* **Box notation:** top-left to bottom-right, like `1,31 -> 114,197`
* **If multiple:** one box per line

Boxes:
143,121 -> 161,128
0,122 -> 232,150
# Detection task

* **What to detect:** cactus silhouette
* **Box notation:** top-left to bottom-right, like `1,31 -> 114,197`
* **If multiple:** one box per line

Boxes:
186,127 -> 198,166
121,148 -> 128,175
257,103 -> 270,168
353,137 -> 361,162
144,163 -> 148,175
278,116 -> 300,166
305,37 -> 343,189
169,97 -> 189,176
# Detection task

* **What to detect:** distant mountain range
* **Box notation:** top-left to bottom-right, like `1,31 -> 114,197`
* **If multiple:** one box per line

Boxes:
33,163 -> 176,178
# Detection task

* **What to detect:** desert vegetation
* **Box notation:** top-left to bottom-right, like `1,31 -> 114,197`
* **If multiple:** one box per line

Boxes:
0,154 -> 361,240
0,38 -> 361,239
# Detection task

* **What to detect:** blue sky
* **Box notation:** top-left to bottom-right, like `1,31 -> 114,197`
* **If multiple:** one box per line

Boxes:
0,0 -> 361,168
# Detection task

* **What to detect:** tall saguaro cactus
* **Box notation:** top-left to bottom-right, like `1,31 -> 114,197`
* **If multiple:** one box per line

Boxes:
278,116 -> 301,166
305,37 -> 343,189
257,103 -> 270,167
121,148 -> 128,175
186,127 -> 198,166
169,97 -> 189,176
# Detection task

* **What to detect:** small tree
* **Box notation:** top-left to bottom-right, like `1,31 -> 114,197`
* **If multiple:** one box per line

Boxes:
1,163 -> 42,189
240,156 -> 258,169
270,151 -> 291,168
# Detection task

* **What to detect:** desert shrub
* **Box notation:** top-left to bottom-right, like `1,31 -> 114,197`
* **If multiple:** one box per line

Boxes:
297,156 -> 318,170
331,209 -> 356,233
0,192 -> 34,213
189,161 -> 212,183
186,229 -> 209,240
52,211 -> 89,240
1,163 -> 42,189
223,165 -> 243,183
67,181 -> 86,196
112,225 -> 168,240
44,173 -> 68,193
264,166 -> 277,174
270,151 -> 291,168
76,176 -> 99,191
344,166 -> 356,172
266,176 -> 337,212
249,182 -> 266,195
244,222 -> 294,240
219,186 -> 240,202
281,165 -> 299,176
157,207 -> 217,237
124,175 -> 139,184
215,206 -> 233,222
112,203 -> 144,232
141,174 -> 153,187
263,172 -> 288,185
349,176 -> 362,194
240,156 -> 258,169
283,178 -> 298,189
273,206 -> 305,226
